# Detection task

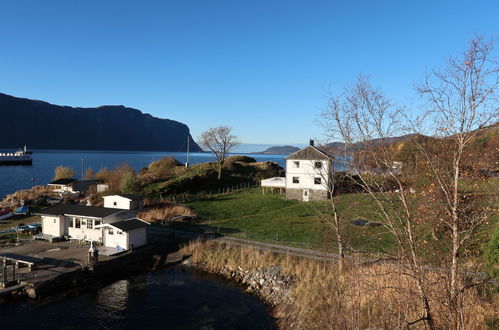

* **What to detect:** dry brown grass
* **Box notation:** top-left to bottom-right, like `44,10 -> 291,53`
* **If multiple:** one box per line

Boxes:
181,240 -> 497,329
1,185 -> 55,207
138,200 -> 195,222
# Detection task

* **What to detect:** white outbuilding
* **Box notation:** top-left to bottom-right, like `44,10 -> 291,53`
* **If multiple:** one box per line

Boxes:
103,194 -> 144,211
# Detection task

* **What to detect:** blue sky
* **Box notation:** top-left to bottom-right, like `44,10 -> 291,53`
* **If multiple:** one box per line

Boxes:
1,1 -> 497,148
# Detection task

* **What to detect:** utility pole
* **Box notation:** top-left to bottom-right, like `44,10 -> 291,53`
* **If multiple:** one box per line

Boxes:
81,158 -> 84,180
185,136 -> 190,167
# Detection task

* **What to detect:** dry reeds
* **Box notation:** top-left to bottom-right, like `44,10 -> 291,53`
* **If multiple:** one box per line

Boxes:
181,240 -> 497,329
137,200 -> 195,222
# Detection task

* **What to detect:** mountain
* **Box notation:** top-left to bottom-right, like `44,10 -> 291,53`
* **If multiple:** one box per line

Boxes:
0,93 -> 202,152
323,134 -> 418,155
256,145 -> 301,154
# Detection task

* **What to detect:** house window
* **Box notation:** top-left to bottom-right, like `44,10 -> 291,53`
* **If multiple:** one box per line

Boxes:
87,220 -> 93,229
117,230 -> 123,235
53,218 -> 56,224
95,220 -> 101,226
293,161 -> 299,168
113,201 -> 117,206
108,228 -> 114,235
292,177 -> 300,184
75,218 -> 81,228
314,161 -> 322,169
314,177 -> 322,185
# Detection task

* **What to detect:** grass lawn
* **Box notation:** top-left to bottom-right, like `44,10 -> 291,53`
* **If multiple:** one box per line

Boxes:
176,188 -> 396,253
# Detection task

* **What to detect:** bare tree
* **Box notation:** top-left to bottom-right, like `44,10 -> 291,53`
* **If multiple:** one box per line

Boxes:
199,126 -> 239,180
322,75 -> 437,328
414,35 -> 498,326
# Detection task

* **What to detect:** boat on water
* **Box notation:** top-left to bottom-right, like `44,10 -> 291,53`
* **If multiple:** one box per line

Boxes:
0,145 -> 32,165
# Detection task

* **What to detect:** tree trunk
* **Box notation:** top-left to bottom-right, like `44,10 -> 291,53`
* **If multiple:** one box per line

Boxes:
334,213 -> 345,273
217,162 -> 222,180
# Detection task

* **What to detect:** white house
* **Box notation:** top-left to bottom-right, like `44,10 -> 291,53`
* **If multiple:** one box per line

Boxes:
103,194 -> 144,211
284,141 -> 334,202
35,204 -> 148,251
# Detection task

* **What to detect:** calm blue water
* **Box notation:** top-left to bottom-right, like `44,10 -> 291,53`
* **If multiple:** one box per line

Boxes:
0,150 -> 287,198
0,267 -> 276,329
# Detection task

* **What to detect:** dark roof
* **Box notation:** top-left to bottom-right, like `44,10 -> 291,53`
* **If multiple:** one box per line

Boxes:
114,194 -> 143,201
35,204 -> 124,218
285,145 -> 333,160
49,178 -> 77,185
109,218 -> 149,231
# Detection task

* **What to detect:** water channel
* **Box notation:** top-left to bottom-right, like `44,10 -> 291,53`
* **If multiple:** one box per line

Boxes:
0,267 -> 276,329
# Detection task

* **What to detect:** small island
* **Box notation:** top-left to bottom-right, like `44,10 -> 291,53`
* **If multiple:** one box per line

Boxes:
255,145 -> 300,155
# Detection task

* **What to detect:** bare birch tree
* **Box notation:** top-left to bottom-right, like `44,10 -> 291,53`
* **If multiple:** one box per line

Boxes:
414,35 -> 498,327
199,126 -> 239,180
322,75 -> 437,328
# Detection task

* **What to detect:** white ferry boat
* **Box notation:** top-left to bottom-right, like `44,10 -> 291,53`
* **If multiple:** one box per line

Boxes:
0,146 -> 32,165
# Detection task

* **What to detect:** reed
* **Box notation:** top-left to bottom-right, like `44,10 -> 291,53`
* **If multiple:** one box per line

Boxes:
181,240 -> 497,329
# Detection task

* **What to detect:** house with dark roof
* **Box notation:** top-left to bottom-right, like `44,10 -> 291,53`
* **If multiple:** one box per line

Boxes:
95,218 -> 149,251
35,204 -> 148,250
284,140 -> 334,201
103,194 -> 144,211
48,178 -> 101,195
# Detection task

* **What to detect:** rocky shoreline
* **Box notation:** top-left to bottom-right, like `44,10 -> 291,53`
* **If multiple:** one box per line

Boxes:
181,259 -> 296,307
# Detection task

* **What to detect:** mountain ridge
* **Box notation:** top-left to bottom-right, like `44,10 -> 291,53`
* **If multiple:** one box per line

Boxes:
0,92 -> 202,152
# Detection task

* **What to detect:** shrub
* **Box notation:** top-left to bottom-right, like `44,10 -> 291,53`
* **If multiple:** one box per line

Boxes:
53,166 -> 75,181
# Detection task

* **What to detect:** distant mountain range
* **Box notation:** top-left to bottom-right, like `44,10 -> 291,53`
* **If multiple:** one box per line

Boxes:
323,134 -> 418,154
0,93 -> 202,152
255,145 -> 301,154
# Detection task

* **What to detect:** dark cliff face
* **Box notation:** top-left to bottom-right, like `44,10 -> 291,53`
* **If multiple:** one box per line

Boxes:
0,93 -> 202,152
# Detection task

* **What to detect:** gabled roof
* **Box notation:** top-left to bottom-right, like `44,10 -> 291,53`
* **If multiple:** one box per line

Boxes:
35,204 -> 125,218
103,194 -> 143,201
49,178 -> 77,185
285,145 -> 333,160
106,218 -> 149,231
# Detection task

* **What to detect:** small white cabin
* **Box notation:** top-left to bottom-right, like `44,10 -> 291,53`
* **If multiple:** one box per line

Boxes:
103,194 -> 144,211
96,218 -> 149,251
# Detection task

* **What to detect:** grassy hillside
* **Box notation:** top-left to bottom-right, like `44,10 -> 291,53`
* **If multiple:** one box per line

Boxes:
171,188 -> 396,253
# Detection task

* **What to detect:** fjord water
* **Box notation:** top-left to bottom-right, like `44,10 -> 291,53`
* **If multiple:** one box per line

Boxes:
0,267 -> 276,329
0,149 -> 287,198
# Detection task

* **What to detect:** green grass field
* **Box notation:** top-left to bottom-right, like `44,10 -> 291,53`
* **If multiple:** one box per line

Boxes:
174,188 -> 396,253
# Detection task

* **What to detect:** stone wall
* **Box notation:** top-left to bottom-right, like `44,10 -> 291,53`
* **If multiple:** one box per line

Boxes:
286,188 -> 328,201
182,260 -> 295,306
285,188 -> 302,201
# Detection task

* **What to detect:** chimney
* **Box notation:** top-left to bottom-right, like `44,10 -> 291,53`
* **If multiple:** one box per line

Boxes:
309,139 -> 315,147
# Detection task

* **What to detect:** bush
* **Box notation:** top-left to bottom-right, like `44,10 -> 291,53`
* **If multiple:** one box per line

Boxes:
53,166 -> 75,181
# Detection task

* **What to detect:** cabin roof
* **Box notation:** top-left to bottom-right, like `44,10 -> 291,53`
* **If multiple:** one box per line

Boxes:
285,145 -> 333,160
49,178 -> 77,185
107,218 -> 149,231
104,194 -> 143,201
35,204 -> 124,218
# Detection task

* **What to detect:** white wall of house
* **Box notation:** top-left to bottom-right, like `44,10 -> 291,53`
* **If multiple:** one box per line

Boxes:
128,228 -> 147,249
103,227 -> 128,250
285,159 -> 331,191
66,216 -> 103,242
103,196 -> 130,210
41,215 -> 65,237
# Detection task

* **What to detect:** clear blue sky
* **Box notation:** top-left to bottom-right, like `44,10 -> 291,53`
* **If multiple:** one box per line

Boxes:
1,1 -> 497,146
